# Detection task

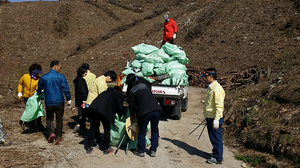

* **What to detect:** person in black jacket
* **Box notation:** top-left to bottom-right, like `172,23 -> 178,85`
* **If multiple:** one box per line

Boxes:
126,73 -> 151,102
86,86 -> 124,154
129,80 -> 161,157
73,67 -> 89,134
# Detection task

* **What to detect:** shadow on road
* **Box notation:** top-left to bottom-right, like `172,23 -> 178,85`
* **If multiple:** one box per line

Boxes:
161,137 -> 208,159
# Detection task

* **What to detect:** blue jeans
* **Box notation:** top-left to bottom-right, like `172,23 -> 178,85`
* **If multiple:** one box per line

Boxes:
137,111 -> 160,153
206,118 -> 223,162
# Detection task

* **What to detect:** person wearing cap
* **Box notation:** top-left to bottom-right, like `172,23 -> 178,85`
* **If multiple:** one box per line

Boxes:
37,60 -> 71,145
85,70 -> 117,106
162,14 -> 177,46
81,63 -> 96,90
128,80 -> 161,157
18,63 -> 44,130
201,68 -> 225,164
86,86 -> 123,154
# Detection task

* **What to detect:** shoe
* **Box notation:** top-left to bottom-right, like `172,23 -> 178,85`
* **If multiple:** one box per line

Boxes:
133,150 -> 145,157
0,141 -> 12,146
207,157 -> 222,164
103,147 -> 114,155
48,134 -> 56,143
205,152 -> 213,158
150,150 -> 156,157
54,137 -> 64,145
86,147 -> 94,154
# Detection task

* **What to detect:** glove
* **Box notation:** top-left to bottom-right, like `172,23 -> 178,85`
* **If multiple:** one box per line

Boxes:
173,33 -> 176,39
213,119 -> 219,129
18,92 -> 22,98
67,100 -> 72,106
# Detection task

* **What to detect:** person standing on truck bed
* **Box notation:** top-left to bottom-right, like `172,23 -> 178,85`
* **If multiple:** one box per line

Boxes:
162,14 -> 177,46
201,68 -> 225,164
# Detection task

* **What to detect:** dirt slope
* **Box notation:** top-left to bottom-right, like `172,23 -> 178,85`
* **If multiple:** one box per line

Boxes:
0,0 -> 300,167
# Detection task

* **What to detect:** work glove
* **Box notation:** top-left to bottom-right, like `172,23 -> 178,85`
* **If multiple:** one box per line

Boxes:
173,33 -> 176,39
18,92 -> 22,98
67,100 -> 72,106
213,119 -> 219,129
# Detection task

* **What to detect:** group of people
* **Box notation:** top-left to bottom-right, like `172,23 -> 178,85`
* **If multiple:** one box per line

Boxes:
13,14 -> 225,164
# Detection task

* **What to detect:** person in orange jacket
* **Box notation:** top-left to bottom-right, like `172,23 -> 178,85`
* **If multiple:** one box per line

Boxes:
162,14 -> 177,46
18,63 -> 44,131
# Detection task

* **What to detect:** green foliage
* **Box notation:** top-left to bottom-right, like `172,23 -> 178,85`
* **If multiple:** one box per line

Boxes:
235,154 -> 265,167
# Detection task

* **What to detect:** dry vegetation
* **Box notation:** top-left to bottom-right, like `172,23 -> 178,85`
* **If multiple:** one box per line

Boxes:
0,0 -> 300,167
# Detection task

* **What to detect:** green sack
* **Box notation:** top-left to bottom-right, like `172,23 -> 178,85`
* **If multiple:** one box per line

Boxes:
135,53 -> 164,64
154,63 -> 166,76
122,68 -> 134,76
162,78 -> 172,85
168,69 -> 187,77
131,43 -> 159,55
162,42 -> 186,56
110,110 -> 151,148
142,62 -> 154,76
162,42 -> 189,64
20,92 -> 45,122
129,60 -> 143,69
165,61 -> 187,73
153,49 -> 170,62
172,74 -> 189,86
110,115 -> 126,146
143,77 -> 155,83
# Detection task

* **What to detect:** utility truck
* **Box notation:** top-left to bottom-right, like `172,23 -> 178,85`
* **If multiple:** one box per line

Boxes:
121,42 -> 190,120
122,72 -> 189,120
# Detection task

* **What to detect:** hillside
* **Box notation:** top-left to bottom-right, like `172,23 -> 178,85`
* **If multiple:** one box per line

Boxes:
0,0 -> 299,167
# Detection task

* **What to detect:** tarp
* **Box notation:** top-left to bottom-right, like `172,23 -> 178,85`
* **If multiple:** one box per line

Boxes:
20,92 -> 45,122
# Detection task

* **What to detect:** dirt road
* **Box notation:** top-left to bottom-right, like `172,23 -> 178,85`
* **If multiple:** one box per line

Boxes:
0,87 -> 244,168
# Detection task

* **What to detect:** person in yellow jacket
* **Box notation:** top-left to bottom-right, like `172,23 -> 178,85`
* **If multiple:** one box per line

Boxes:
201,68 -> 225,164
18,63 -> 44,131
85,71 -> 117,106
81,63 -> 96,90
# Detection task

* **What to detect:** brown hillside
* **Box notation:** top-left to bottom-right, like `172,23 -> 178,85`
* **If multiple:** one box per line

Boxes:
0,0 -> 299,167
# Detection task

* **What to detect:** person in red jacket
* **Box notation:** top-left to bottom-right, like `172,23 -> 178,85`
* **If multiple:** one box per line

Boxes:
162,14 -> 177,46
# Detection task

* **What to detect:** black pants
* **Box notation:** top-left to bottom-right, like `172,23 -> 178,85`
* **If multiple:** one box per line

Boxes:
87,109 -> 110,149
46,104 -> 64,138
77,107 -> 88,130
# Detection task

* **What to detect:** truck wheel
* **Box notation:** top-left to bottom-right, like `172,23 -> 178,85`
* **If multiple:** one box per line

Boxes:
173,106 -> 182,120
182,98 -> 188,112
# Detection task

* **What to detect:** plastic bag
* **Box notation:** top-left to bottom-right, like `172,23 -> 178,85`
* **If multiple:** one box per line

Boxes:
110,109 -> 151,148
141,62 -> 154,76
165,61 -> 187,73
129,60 -> 143,69
154,63 -> 166,76
162,42 -> 189,64
135,53 -> 164,64
20,92 -> 45,122
131,43 -> 159,55
122,68 -> 134,76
